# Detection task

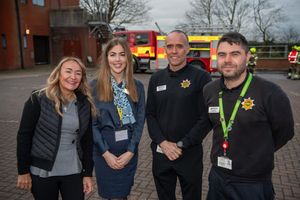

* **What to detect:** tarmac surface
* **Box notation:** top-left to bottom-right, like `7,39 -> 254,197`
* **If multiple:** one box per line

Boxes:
0,66 -> 299,200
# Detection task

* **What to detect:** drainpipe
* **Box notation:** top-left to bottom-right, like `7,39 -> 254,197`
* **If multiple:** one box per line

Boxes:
15,0 -> 24,69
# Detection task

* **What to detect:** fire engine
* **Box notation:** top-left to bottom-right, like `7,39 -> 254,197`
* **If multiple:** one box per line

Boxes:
114,30 -> 220,73
114,30 -> 159,72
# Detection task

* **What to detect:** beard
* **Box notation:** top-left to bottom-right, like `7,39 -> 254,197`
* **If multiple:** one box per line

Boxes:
219,62 -> 247,81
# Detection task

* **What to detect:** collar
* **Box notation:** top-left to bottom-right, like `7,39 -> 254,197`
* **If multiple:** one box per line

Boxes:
220,71 -> 250,92
167,64 -> 189,77
74,89 -> 87,102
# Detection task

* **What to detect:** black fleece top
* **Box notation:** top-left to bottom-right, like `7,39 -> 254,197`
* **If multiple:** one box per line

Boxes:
146,64 -> 212,148
203,73 -> 294,182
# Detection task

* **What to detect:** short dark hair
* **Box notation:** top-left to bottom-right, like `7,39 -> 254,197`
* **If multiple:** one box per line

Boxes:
218,32 -> 249,52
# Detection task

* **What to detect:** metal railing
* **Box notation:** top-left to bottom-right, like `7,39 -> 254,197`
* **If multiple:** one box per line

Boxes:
250,45 -> 289,59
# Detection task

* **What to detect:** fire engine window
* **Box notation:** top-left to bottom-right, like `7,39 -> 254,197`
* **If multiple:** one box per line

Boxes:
193,51 -> 200,57
116,34 -> 127,40
1,34 -> 7,49
136,33 -> 149,45
32,0 -> 44,6
200,50 -> 210,58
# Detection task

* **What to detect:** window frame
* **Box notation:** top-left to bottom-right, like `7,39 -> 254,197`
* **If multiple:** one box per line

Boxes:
1,34 -> 7,49
32,0 -> 44,6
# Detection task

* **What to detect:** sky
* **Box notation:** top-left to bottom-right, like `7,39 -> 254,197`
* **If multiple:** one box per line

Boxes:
127,0 -> 300,38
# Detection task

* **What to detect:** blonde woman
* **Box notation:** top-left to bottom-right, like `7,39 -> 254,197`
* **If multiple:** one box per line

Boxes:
16,57 -> 97,200
91,38 -> 145,200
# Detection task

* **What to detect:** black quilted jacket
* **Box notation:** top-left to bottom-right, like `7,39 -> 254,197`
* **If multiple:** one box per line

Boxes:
17,90 -> 93,177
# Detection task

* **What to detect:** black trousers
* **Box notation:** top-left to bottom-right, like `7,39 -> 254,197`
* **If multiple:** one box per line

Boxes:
31,173 -> 84,200
207,167 -> 275,200
151,143 -> 203,200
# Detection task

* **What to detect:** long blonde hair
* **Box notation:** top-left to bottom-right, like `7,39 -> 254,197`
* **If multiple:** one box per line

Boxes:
41,56 -> 97,117
96,37 -> 138,102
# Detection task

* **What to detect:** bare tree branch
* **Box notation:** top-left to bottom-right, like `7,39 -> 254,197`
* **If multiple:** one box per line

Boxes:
214,0 -> 250,32
80,0 -> 151,28
252,0 -> 285,43
175,0 -> 216,33
279,26 -> 300,44
177,0 -> 250,34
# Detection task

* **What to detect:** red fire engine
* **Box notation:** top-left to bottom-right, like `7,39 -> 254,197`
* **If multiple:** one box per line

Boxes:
114,30 -> 220,73
114,30 -> 159,72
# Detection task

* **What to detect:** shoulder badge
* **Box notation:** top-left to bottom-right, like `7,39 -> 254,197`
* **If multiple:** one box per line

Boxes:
180,79 -> 191,88
241,97 -> 255,111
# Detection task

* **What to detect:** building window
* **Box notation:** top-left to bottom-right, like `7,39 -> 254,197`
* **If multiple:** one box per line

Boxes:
20,0 -> 27,4
24,35 -> 27,48
32,0 -> 44,6
1,34 -> 7,49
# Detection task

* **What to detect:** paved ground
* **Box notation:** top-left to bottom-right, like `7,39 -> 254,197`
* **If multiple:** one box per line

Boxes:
0,66 -> 299,200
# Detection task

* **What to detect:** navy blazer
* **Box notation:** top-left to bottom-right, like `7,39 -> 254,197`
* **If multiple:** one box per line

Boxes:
91,79 -> 145,155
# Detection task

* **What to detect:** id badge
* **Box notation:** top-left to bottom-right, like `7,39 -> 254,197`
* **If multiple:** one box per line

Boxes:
208,106 -> 219,113
156,145 -> 164,154
115,129 -> 128,142
217,156 -> 232,170
156,85 -> 167,92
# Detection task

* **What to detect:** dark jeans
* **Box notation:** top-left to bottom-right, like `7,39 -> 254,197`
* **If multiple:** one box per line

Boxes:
207,167 -> 275,200
31,173 -> 84,200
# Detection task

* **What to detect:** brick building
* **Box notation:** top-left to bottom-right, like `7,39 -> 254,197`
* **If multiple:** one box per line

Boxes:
0,0 -> 111,70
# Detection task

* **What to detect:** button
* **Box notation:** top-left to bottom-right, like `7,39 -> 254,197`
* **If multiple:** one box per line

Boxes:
72,140 -> 75,144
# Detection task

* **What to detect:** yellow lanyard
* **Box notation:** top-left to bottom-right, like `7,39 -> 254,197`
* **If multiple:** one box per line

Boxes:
117,106 -> 122,121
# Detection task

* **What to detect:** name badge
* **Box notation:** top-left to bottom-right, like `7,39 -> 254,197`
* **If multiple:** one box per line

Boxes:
156,145 -> 164,154
156,85 -> 167,92
209,106 -> 219,113
115,129 -> 128,142
217,156 -> 232,170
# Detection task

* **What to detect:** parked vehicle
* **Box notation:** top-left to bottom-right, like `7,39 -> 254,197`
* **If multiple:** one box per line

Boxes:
114,30 -> 220,73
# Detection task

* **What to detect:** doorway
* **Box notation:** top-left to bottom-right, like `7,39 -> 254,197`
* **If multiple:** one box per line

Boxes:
33,35 -> 50,64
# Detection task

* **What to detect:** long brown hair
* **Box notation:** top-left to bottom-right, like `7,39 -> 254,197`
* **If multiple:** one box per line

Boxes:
96,37 -> 138,102
40,56 -> 97,116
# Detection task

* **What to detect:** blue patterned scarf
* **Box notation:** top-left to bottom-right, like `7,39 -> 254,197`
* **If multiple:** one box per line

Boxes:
111,76 -> 136,125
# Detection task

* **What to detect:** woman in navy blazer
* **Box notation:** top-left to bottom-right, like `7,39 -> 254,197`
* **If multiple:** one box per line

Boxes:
91,38 -> 145,200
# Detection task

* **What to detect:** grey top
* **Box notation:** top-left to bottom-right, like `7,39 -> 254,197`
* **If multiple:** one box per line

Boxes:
30,100 -> 82,177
